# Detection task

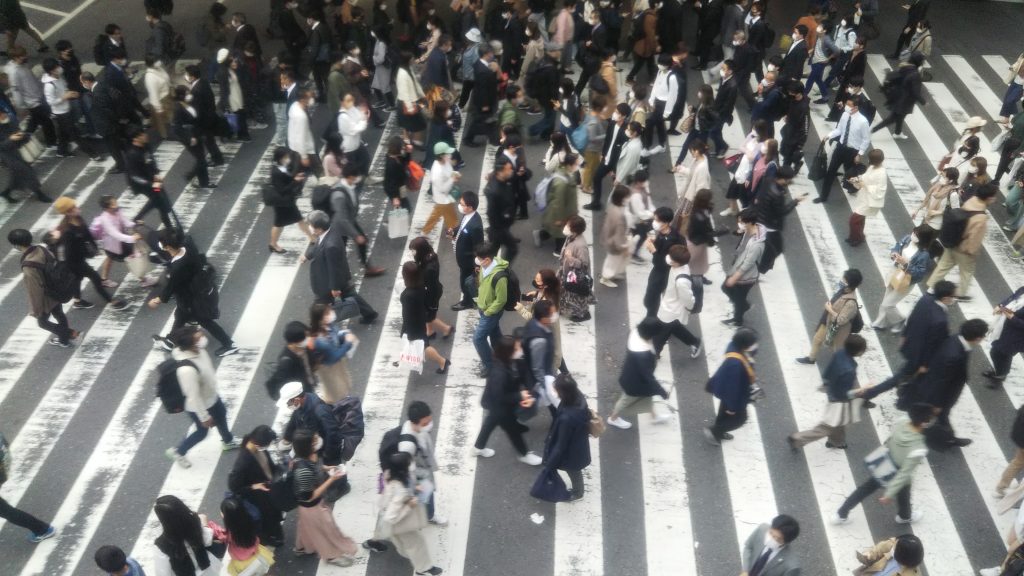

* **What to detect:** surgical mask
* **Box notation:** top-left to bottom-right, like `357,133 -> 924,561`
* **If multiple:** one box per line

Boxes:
840,19 -> 847,26
968,166 -> 979,174
764,532 -> 782,551
313,436 -> 324,452
562,225 -> 572,236
627,90 -> 635,100
474,257 -> 484,266
197,335 -> 209,349
307,97 -> 316,107
910,234 -> 919,244
845,105 -> 854,115
526,30 -> 532,37
326,311 -> 337,325
816,26 -> 824,34
732,40 -> 741,46
185,94 -> 193,103
791,34 -> 799,42
657,64 -> 668,71
612,112 -> 622,122
760,144 -> 768,155
421,421 -> 434,432
512,349 -> 524,359
458,203 -> 469,214
665,255 -> 675,266
286,402 -> 299,412
837,280 -> 848,291
767,64 -> 777,72
550,312 -> 560,322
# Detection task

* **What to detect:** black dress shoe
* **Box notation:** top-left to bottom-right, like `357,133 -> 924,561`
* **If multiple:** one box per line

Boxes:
825,442 -> 848,449
720,432 -> 734,440
359,312 -> 379,324
863,400 -> 877,409
0,189 -> 17,203
951,437 -> 973,448
582,203 -> 602,210
813,197 -> 826,204
451,302 -> 472,311
464,140 -> 480,148
701,276 -> 712,285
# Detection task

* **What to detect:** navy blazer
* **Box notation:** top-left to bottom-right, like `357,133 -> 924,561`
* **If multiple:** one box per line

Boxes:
420,48 -> 450,90
543,398 -> 592,472
994,287 -> 1024,355
900,294 -> 949,370
916,334 -> 969,410
454,212 -> 484,270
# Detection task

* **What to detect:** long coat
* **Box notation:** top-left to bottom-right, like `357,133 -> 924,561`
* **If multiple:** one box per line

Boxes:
543,398 -> 591,471
542,169 -> 578,238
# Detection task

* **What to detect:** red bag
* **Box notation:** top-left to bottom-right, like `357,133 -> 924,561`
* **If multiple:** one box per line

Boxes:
407,160 -> 424,192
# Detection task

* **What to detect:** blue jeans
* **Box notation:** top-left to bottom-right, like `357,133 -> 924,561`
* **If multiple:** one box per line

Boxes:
473,311 -> 504,371
528,108 -> 557,138
1001,82 -> 1023,119
177,397 -> 233,455
805,62 -> 830,98
708,119 -> 729,156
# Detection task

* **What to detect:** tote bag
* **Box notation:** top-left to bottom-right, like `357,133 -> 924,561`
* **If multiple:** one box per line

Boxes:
388,208 -> 410,239
126,239 -> 154,280
530,468 -> 570,502
399,335 -> 424,373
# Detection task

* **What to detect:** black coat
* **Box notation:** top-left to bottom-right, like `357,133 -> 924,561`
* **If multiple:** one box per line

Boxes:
543,398 -> 591,471
454,212 -> 484,270
485,175 -> 515,229
714,76 -> 738,124
618,346 -> 667,398
481,360 -> 525,414
888,65 -> 925,115
87,81 -> 121,136
471,60 -> 498,114
755,181 -> 798,231
265,346 -> 315,399
421,256 -> 443,310
304,22 -> 333,65
102,63 -> 145,119
779,40 -> 808,82
732,43 -> 760,78
189,79 -> 220,130
904,0 -> 930,27
400,287 -> 428,340
307,231 -> 352,299
171,104 -> 200,146
125,144 -> 160,194
993,287 -> 1024,355
267,167 -> 303,207
900,294 -> 949,370
601,120 -> 628,167
159,245 -> 202,308
232,23 -> 263,58
228,448 -> 280,497
915,334 -> 969,410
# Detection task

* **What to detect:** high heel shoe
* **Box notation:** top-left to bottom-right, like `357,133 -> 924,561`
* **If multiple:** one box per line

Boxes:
268,245 -> 287,254
437,358 -> 450,374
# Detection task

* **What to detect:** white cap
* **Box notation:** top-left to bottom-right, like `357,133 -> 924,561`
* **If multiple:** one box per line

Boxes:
276,382 -> 304,407
216,48 -> 230,64
464,28 -> 482,43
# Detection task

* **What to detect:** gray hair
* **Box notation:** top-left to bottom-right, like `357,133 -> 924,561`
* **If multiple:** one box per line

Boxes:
307,210 -> 330,231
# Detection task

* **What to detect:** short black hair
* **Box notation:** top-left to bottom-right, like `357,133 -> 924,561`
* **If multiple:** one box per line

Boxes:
94,545 -> 127,572
184,64 -> 201,79
169,325 -> 199,349
461,190 -> 479,210
533,299 -> 554,320
737,207 -> 758,224
7,228 -> 32,248
158,227 -> 183,249
474,241 -> 498,259
975,183 -> 999,201
732,327 -> 759,350
284,321 -> 308,344
653,206 -> 674,224
407,400 -> 431,423
771,514 -> 800,543
794,24 -> 808,37
109,46 -> 127,60
933,280 -> 957,300
637,317 -> 661,340
844,334 -> 867,356
960,318 -> 989,340
54,39 -> 72,52
893,534 -> 924,567
505,84 -> 521,100
104,23 -> 121,36
909,402 -> 935,426
843,268 -> 863,289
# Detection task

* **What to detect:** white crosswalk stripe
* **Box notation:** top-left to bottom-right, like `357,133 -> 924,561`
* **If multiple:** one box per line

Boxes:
6,51 -> 1024,576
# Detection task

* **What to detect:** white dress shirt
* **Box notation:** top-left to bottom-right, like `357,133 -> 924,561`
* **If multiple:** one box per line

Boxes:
337,105 -> 367,152
287,101 -> 315,156
828,110 -> 872,156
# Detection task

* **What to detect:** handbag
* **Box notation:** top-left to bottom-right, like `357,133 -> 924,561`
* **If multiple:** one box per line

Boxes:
332,296 -> 360,321
723,152 -> 743,173
407,160 -> 424,192
399,335 -> 424,374
807,142 -> 828,181
126,245 -> 155,280
887,267 -> 911,291
863,445 -> 898,486
679,112 -> 695,134
587,408 -> 605,438
563,269 -> 593,295
1006,53 -> 1024,84
530,468 -> 571,502
388,208 -> 410,239
235,546 -> 274,576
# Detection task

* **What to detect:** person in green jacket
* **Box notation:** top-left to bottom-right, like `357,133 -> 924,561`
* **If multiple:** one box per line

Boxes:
473,241 -> 509,376
497,85 -> 524,135
833,402 -> 934,526
537,153 -> 580,253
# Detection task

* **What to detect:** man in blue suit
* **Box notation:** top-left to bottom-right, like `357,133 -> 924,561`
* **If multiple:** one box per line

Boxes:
420,35 -> 453,91
861,280 -> 956,404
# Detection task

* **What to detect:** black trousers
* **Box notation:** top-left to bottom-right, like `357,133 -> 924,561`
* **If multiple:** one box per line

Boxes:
779,126 -> 805,172
474,409 -> 529,455
872,112 -> 907,136
134,187 -> 175,229
838,477 -> 911,520
574,62 -> 597,95
627,56 -> 655,83
169,306 -> 234,348
68,259 -> 113,302
459,263 -> 475,305
991,346 -> 1017,378
709,403 -> 747,439
592,163 -> 614,206
737,73 -> 756,110
489,225 -> 519,262
185,142 -> 210,186
644,268 -> 670,317
653,318 -> 700,355
36,303 -> 72,343
0,496 -> 49,535
313,61 -> 330,101
925,407 -> 959,447
464,111 -> 495,145
820,143 -> 859,201
722,281 -> 754,323
0,151 -> 42,194
26,104 -> 56,145
104,133 -> 126,170
646,99 -> 668,148
995,140 -> 1022,182
202,130 -> 224,164
458,80 -> 474,109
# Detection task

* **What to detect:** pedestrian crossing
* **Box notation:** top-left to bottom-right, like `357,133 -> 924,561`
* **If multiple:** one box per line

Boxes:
4,49 -> 1024,576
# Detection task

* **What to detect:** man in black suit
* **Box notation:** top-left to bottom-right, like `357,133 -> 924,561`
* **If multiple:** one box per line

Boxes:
231,12 -> 263,60
732,31 -> 760,110
125,126 -> 175,229
584,102 -> 629,211
96,24 -> 128,67
451,191 -> 485,311
890,0 -> 929,60
102,47 -> 146,123
780,81 -> 809,172
573,10 -> 606,95
913,319 -> 987,450
80,71 -> 126,174
304,209 -> 379,323
779,25 -> 809,83
692,0 -> 723,70
708,59 -> 738,158
328,165 -> 386,277
657,0 -> 683,55
184,64 -> 224,166
861,281 -> 956,403
485,155 -> 518,263
464,44 -> 498,147
304,11 -> 333,101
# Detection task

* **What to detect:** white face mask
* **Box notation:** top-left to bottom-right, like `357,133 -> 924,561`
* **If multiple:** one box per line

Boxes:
474,257 -> 485,266
657,64 -> 668,71
816,26 -> 824,34
791,34 -> 800,42
612,112 -> 622,122
550,312 -> 560,322
840,19 -> 847,26
313,436 -> 324,452
665,255 -> 675,266
307,98 -> 316,107
627,90 -> 635,100
184,94 -> 193,103
760,144 -> 768,155
196,335 -> 209,349
732,40 -> 741,46
845,105 -> 854,115
764,532 -> 782,551
767,64 -> 777,72
458,203 -> 469,214
969,165 -> 980,174
910,234 -> 919,244
562,225 -> 572,237
420,421 -> 434,432
286,402 -> 299,412
325,311 -> 337,325
512,349 -> 524,359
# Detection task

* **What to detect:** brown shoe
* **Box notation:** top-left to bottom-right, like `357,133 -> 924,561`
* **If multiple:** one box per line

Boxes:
364,266 -> 386,277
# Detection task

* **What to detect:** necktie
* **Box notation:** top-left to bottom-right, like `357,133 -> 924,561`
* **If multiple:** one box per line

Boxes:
841,115 -> 852,147
749,548 -> 772,576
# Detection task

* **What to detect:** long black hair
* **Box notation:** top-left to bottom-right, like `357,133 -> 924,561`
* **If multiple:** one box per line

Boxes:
221,496 -> 258,549
153,495 -> 210,576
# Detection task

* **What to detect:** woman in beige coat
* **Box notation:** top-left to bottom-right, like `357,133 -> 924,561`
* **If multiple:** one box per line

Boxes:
797,268 -> 863,364
852,534 -> 923,575
599,185 -> 631,287
846,149 -> 887,247
369,453 -> 442,576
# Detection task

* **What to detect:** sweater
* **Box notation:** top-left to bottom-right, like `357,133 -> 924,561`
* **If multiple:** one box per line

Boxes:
728,224 -> 766,284
172,348 -> 219,421
429,160 -> 456,204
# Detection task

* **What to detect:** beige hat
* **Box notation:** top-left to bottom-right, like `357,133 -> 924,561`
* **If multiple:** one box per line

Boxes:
965,116 -> 987,130
216,48 -> 230,64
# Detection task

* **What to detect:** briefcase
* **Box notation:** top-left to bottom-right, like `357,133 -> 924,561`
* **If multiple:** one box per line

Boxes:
332,297 -> 360,321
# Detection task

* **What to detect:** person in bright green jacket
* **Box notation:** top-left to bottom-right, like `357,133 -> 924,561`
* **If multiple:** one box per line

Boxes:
472,241 -> 509,376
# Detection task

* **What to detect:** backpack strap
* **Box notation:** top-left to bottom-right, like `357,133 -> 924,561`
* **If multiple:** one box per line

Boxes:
724,352 -> 755,383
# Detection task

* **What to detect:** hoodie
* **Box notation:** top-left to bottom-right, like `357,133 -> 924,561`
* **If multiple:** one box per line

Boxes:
475,257 -> 509,316
617,330 -> 667,398
883,419 -> 928,499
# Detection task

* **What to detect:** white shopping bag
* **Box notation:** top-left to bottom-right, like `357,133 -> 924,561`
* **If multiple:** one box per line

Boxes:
399,335 -> 424,374
388,208 -> 410,239
125,240 -> 154,280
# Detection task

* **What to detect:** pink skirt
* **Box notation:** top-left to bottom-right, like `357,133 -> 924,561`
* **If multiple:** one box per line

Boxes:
295,502 -> 357,560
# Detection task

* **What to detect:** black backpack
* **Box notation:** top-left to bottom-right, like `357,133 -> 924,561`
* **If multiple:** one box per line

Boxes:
492,268 -> 522,312
378,425 -> 417,470
155,359 -> 195,414
331,396 -> 365,463
311,185 -> 335,219
938,207 -> 982,249
21,246 -> 78,304
269,467 -> 300,512
188,257 -> 220,320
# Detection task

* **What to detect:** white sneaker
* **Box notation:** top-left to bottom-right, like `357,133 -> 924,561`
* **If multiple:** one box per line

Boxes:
649,144 -> 665,155
689,341 -> 703,358
894,510 -> 923,524
719,207 -> 737,217
993,487 -> 1007,499
599,277 -> 618,288
473,447 -> 495,458
980,567 -> 1003,576
830,513 -> 850,525
893,133 -> 909,140
651,413 -> 672,425
327,555 -> 355,567
222,439 -> 242,451
518,452 -> 543,466
164,447 -> 192,469
607,416 -> 632,429
428,515 -> 448,526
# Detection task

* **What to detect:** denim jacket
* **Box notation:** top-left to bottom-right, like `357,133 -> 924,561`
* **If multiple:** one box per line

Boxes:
890,234 -> 932,284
